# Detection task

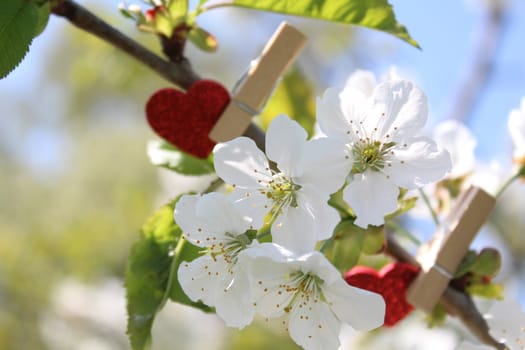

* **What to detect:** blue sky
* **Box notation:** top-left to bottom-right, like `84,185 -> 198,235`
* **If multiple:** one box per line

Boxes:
389,0 -> 525,161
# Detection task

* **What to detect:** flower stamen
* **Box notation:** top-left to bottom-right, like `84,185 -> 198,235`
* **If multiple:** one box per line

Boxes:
351,140 -> 396,173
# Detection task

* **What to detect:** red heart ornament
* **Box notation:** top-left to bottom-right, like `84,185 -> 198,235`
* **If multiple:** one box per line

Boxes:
146,80 -> 230,158
345,262 -> 419,327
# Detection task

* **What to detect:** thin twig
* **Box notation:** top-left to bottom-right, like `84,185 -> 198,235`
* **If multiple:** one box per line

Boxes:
50,0 -> 266,150
385,234 -> 507,350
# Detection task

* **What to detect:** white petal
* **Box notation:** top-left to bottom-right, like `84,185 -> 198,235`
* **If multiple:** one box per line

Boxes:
174,195 -> 202,239
174,193 -> 251,247
271,205 -> 318,255
296,251 -> 342,285
195,192 -> 252,235
298,186 -> 341,241
297,137 -> 351,194
240,241 -> 295,263
229,188 -> 272,229
343,171 -> 399,228
174,195 -> 222,247
213,268 -> 255,328
344,69 -> 377,97
266,115 -> 307,177
339,86 -> 370,131
239,243 -> 297,318
269,187 -> 340,254
367,80 -> 428,142
213,137 -> 271,188
324,278 -> 386,331
317,87 -> 364,143
288,299 -> 341,350
177,255 -> 229,307
434,120 -> 476,178
386,136 -> 452,189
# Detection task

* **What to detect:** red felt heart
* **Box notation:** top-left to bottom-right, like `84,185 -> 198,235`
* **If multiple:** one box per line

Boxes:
345,262 -> 419,327
146,80 -> 230,158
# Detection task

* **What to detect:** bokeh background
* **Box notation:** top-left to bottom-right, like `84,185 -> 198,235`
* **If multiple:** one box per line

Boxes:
1,0 -> 525,349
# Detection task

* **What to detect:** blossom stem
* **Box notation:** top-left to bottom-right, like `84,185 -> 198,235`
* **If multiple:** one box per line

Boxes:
495,170 -> 522,198
256,225 -> 271,240
318,238 -> 332,253
204,177 -> 224,194
327,196 -> 352,219
418,188 -> 440,226
157,235 -> 187,312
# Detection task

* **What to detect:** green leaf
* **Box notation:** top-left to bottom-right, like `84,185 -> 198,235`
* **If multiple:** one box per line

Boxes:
168,0 -> 188,19
230,0 -> 419,48
34,0 -> 50,37
125,201 -> 178,350
125,199 -> 210,350
259,67 -> 316,137
148,140 -> 215,175
153,12 -> 174,37
0,0 -> 39,79
188,26 -> 218,52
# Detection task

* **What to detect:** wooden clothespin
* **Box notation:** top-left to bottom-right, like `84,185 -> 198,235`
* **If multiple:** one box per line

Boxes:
406,186 -> 496,313
208,22 -> 307,143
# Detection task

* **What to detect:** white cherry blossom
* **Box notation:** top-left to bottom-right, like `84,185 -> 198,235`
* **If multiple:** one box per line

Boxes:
344,69 -> 378,97
508,97 -> 525,164
317,79 -> 452,228
343,67 -> 402,97
175,192 -> 256,328
239,242 -> 385,350
213,115 -> 349,254
434,119 -> 477,179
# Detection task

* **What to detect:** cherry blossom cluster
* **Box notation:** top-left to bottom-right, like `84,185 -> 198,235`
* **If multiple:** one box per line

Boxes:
173,75 -> 455,349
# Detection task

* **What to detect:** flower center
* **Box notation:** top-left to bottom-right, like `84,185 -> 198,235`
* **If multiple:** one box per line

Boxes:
283,272 -> 326,312
352,140 -> 396,173
263,174 -> 302,211
212,230 -> 256,268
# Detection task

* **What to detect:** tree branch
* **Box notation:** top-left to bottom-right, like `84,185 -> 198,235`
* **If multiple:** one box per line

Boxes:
50,0 -> 199,89
50,0 -> 266,150
445,4 -> 507,123
386,234 -> 507,350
